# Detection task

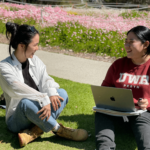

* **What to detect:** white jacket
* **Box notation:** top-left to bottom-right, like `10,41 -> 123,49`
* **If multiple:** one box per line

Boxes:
0,53 -> 60,122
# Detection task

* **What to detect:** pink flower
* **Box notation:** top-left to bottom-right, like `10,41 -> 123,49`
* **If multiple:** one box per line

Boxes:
1,3 -> 150,32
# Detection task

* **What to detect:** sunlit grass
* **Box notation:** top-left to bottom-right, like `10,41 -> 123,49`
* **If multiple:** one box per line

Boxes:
0,76 -> 137,150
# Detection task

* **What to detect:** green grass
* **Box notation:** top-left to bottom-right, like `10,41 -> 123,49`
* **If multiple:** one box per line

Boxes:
0,76 -> 137,150
119,10 -> 148,19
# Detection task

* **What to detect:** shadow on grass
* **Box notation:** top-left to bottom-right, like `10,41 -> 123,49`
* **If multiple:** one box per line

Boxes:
0,113 -> 137,150
58,114 -> 137,150
0,115 -> 20,149
40,114 -> 137,150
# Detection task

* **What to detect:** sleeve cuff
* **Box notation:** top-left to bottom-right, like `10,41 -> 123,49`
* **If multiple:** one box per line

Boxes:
47,88 -> 59,97
39,95 -> 51,107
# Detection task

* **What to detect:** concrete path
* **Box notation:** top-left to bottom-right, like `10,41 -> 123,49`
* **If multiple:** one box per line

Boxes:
0,44 -> 112,85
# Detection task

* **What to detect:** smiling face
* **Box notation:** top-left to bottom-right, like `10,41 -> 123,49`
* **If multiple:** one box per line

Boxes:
124,32 -> 146,60
25,33 -> 39,59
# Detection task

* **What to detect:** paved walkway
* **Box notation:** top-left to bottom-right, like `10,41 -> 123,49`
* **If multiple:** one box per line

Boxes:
0,44 -> 112,85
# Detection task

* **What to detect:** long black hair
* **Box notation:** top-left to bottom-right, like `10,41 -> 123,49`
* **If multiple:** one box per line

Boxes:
6,22 -> 39,59
127,26 -> 150,55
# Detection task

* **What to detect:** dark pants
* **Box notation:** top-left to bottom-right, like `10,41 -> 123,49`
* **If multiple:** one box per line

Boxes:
95,112 -> 150,150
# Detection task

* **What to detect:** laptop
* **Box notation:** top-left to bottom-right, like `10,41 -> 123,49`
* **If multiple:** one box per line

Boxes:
91,85 -> 137,112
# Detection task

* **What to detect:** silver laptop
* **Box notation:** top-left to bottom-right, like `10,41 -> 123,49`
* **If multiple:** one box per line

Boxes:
91,85 -> 137,112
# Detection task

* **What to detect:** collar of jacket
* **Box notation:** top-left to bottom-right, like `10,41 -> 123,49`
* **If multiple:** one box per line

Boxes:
12,52 -> 35,67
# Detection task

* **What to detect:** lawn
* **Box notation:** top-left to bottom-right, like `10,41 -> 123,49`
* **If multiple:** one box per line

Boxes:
0,76 -> 137,150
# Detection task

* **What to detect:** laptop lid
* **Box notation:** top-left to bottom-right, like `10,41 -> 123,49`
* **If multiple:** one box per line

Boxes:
91,85 -> 136,112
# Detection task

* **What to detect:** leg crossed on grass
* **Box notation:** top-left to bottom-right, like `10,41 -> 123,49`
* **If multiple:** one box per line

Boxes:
6,88 -> 88,147
6,88 -> 68,133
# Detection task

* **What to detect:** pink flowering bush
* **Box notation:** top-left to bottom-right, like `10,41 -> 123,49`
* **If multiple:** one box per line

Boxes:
40,22 -> 126,57
1,3 -> 150,32
0,3 -> 150,57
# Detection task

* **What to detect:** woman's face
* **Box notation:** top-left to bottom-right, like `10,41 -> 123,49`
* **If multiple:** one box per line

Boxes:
25,34 -> 39,58
124,32 -> 146,60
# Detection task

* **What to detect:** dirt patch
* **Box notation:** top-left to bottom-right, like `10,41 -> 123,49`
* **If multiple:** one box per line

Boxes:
0,33 -> 116,63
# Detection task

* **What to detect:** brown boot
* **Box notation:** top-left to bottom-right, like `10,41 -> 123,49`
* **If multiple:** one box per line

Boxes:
56,123 -> 88,141
18,125 -> 44,147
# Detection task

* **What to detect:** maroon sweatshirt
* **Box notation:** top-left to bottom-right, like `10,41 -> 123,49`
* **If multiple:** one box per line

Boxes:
102,57 -> 150,111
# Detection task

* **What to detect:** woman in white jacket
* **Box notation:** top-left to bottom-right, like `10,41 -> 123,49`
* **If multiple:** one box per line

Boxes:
0,22 -> 88,147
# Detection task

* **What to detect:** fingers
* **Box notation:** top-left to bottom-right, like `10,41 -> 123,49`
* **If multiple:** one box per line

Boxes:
37,104 -> 51,121
38,109 -> 51,121
39,110 -> 47,120
58,96 -> 64,101
57,98 -> 61,107
40,110 -> 51,121
140,106 -> 147,110
51,99 -> 56,111
54,98 -> 59,110
52,97 -> 60,110
138,99 -> 148,110
47,111 -> 51,121
37,107 -> 44,114
50,96 -> 64,111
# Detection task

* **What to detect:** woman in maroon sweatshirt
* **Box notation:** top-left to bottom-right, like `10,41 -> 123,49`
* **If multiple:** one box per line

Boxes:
95,26 -> 150,150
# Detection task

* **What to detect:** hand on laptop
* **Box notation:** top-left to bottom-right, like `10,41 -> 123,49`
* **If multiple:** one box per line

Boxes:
138,98 -> 148,110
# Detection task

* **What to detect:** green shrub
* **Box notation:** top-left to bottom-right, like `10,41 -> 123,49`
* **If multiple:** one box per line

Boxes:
40,22 -> 126,58
0,20 -> 6,34
9,7 -> 20,11
119,10 -> 148,19
0,20 -> 127,58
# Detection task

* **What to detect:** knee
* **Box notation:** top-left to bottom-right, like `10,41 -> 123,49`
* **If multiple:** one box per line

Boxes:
57,88 -> 68,98
20,98 -> 36,110
17,98 -> 31,113
20,98 -> 32,106
19,98 -> 40,113
96,129 -> 115,150
57,88 -> 68,103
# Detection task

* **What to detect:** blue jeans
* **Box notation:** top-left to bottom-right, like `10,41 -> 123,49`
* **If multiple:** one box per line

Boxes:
6,89 -> 68,133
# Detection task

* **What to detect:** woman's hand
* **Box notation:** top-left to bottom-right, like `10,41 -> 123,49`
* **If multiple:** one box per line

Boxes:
50,95 -> 64,111
37,104 -> 51,121
138,98 -> 149,110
